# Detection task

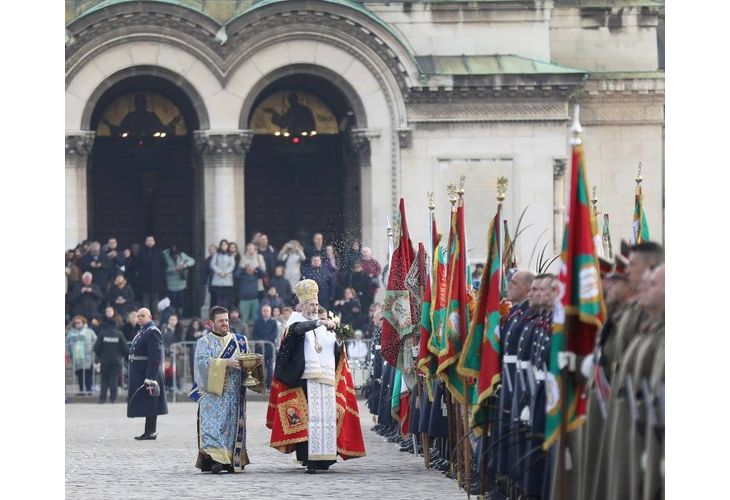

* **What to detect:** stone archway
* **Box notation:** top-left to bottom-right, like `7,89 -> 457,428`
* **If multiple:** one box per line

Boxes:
228,37 -> 406,257
86,73 -> 205,316
241,69 -> 365,252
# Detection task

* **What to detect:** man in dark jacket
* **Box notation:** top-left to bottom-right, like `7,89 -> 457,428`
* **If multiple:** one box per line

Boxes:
270,264 -> 293,303
127,307 -> 168,440
68,272 -> 104,322
252,304 -> 278,389
257,233 -> 278,281
137,235 -> 167,318
80,241 -> 114,292
235,264 -> 265,327
302,255 -> 336,309
94,307 -> 129,404
105,273 -> 136,316
304,232 -> 327,263
348,261 -> 373,313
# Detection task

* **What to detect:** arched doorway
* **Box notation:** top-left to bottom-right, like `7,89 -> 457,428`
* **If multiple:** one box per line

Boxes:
88,75 -> 203,314
244,73 -> 362,252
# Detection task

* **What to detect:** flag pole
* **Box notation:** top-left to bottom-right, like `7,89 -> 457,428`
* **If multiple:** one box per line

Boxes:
457,178 -> 473,496
421,192 -> 436,469
557,103 -> 583,500
592,187 -> 605,259
446,182 -> 463,488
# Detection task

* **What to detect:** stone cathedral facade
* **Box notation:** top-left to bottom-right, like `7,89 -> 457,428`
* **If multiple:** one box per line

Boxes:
66,0 -> 664,307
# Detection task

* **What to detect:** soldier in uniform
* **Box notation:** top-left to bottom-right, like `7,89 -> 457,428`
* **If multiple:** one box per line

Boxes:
522,274 -> 557,499
580,257 -> 631,498
502,275 -> 544,493
590,242 -> 663,499
126,307 -> 168,440
489,270 -> 534,486
605,264 -> 664,500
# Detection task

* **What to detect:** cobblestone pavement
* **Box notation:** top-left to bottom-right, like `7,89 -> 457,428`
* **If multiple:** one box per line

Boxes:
66,399 -> 466,499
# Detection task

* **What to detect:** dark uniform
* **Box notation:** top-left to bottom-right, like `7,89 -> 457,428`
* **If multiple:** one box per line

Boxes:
93,318 -> 129,403
366,325 -> 384,417
523,310 -> 553,498
494,299 -> 531,479
502,307 -> 540,486
127,320 -> 168,438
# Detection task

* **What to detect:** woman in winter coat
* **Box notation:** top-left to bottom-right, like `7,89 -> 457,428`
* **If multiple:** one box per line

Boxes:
209,240 -> 235,310
277,239 -> 306,288
66,315 -> 98,395
163,244 -> 196,316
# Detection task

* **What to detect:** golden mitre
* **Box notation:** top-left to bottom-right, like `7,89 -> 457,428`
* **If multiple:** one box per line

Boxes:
295,279 -> 319,303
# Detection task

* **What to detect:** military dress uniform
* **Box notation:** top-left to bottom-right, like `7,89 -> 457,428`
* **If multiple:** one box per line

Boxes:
604,316 -> 664,500
580,301 -> 629,499
523,310 -> 553,498
642,333 -> 664,500
506,308 -> 541,487
127,319 -> 168,439
590,301 -> 646,499
496,300 -> 533,481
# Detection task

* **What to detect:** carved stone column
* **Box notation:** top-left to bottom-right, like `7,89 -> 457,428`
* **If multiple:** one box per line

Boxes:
346,128 -> 381,167
194,130 -> 253,246
553,158 -> 568,253
346,127 -> 383,251
66,131 -> 95,248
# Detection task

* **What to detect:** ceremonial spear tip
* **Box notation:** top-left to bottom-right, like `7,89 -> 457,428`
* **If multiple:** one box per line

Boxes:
570,103 -> 582,145
497,177 -> 509,203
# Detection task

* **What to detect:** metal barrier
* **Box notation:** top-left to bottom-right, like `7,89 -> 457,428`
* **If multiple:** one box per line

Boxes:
344,338 -> 373,389
169,340 -> 277,402
65,353 -> 129,398
65,336 -> 375,400
65,354 -> 97,396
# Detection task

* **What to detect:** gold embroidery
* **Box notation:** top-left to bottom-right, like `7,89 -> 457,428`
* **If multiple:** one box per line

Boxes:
271,435 -> 308,449
337,447 -> 367,457
277,387 -> 309,435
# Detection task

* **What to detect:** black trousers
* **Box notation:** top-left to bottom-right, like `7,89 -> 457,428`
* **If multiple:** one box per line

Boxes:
99,363 -> 122,402
75,368 -> 93,393
144,415 -> 157,434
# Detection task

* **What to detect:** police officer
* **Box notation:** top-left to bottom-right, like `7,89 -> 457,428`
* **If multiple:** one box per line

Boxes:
127,307 -> 168,440
93,305 -> 129,404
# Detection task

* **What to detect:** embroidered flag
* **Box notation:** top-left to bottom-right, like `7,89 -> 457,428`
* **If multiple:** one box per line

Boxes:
544,140 -> 606,449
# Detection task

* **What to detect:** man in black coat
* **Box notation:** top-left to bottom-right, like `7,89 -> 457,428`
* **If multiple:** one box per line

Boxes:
137,236 -> 167,318
302,255 -> 336,309
94,309 -> 129,404
79,241 -> 114,292
256,233 -> 278,281
68,272 -> 104,322
253,304 -> 278,389
127,307 -> 168,440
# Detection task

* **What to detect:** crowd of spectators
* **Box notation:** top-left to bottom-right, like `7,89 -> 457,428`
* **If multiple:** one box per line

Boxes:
65,231 -> 385,398
204,232 -> 385,340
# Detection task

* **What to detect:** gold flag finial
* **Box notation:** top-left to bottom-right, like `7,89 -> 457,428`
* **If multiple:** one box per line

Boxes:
497,177 -> 509,202
457,175 -> 466,198
635,162 -> 643,185
447,183 -> 458,206
427,191 -> 435,211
